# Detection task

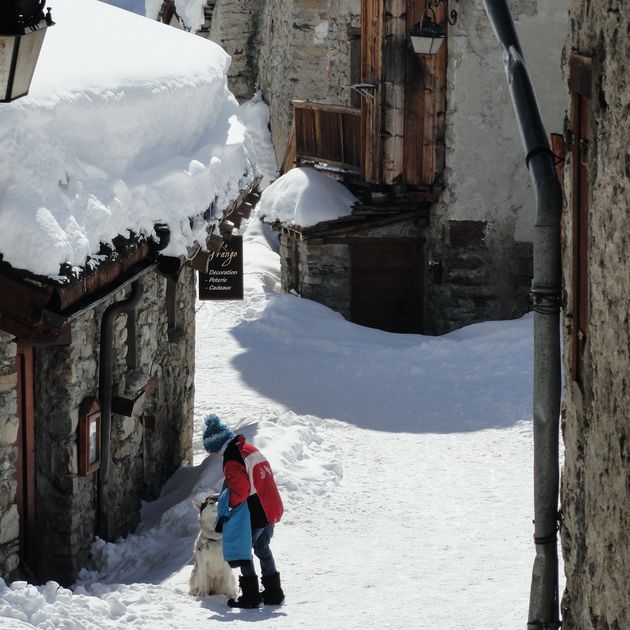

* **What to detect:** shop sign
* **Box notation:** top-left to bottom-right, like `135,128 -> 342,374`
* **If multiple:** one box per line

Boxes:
198,236 -> 244,300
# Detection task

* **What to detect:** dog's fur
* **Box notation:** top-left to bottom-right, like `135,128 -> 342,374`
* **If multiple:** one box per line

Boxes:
189,496 -> 237,598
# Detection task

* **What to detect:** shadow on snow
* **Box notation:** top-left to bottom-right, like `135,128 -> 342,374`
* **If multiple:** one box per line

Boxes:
228,293 -> 534,434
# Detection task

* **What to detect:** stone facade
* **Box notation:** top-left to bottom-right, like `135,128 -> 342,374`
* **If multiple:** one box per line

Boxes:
559,2 -> 630,628
425,218 -> 533,333
210,0 -> 359,165
209,0 -> 266,101
425,0 -> 568,333
0,266 -> 196,585
280,236 -> 353,318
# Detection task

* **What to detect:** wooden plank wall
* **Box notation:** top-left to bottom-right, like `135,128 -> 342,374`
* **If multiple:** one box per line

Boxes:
381,0 -> 408,184
293,102 -> 362,170
361,0 -> 383,184
404,0 -> 448,186
361,0 -> 448,187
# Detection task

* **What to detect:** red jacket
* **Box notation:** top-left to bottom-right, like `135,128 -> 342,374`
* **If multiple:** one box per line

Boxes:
223,435 -> 283,529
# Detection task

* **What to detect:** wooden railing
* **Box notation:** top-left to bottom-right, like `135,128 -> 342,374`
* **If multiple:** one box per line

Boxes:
292,101 -> 362,172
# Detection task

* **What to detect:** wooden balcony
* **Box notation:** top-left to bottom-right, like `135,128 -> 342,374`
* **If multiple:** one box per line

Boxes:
291,101 -> 362,173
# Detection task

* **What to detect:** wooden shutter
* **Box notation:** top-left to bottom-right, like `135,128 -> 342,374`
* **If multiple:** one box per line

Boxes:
15,345 -> 37,574
569,54 -> 592,385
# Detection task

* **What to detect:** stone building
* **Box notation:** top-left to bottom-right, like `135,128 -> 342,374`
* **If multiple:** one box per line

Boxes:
0,192 -> 254,585
0,0 -> 261,587
206,0 -> 567,333
559,1 -> 630,628
0,241 -> 191,584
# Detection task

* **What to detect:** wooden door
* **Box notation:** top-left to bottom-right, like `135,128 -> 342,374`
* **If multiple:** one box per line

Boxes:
15,345 -> 37,575
351,239 -> 424,333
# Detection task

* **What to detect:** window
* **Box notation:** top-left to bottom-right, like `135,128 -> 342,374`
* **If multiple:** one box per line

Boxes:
79,397 -> 101,475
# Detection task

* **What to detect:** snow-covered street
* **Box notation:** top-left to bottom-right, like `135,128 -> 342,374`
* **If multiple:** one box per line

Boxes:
0,215 -> 550,629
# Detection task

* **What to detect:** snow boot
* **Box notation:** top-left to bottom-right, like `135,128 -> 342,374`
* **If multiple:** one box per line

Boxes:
227,575 -> 262,609
261,572 -> 285,606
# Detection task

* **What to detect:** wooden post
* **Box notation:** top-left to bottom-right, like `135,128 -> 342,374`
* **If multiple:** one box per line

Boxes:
382,0 -> 407,184
361,0 -> 383,184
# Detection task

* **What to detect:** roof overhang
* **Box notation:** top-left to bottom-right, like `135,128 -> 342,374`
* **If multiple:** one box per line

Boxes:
0,239 -> 157,341
0,178 -> 262,341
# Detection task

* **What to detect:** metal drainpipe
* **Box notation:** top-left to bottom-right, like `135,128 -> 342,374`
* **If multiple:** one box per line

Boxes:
482,2 -> 563,629
97,280 -> 145,539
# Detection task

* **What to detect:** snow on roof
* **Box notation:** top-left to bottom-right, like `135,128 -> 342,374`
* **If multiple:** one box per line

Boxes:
258,167 -> 357,229
0,0 -> 257,277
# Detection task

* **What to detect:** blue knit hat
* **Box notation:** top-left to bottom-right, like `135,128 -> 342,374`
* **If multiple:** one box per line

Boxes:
203,414 -> 235,454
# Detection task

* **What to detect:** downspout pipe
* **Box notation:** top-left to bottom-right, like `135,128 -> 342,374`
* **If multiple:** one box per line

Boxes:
482,2 -> 563,629
97,280 -> 145,539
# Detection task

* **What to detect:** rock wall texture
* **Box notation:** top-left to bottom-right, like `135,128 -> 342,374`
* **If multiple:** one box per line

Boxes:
209,0 -> 265,101
426,0 -> 568,334
0,267 -> 195,585
559,2 -> 630,628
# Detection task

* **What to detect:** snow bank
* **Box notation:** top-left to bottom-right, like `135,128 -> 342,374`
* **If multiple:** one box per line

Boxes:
258,167 -> 357,228
0,0 -> 256,276
237,93 -> 279,189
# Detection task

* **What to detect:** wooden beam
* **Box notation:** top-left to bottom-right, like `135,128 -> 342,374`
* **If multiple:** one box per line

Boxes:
361,0 -> 384,184
382,0 -> 407,184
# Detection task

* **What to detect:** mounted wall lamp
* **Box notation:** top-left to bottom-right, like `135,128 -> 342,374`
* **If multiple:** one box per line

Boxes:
0,0 -> 54,102
409,1 -> 457,56
350,83 -> 377,104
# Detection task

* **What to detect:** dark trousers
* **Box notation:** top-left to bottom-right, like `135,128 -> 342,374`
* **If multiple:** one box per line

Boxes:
240,525 -> 277,577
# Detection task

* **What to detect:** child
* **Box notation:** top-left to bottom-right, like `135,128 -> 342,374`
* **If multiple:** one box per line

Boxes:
203,414 -> 285,608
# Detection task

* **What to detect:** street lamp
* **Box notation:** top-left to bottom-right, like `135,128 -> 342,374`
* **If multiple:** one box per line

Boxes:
409,1 -> 457,56
0,0 -> 54,102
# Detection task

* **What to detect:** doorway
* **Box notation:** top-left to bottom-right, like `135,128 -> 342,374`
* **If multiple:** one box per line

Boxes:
351,238 -> 424,333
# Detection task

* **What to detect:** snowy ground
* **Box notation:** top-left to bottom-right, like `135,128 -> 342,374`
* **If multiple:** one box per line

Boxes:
0,212 -> 564,629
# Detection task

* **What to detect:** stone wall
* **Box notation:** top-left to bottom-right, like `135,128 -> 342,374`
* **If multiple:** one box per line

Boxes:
425,0 -> 568,334
424,215 -> 533,334
325,0 -> 361,107
209,0 -> 266,101
0,266 -> 195,585
210,0 -> 358,166
281,236 -> 353,318
559,2 -> 630,628
0,332 -> 19,581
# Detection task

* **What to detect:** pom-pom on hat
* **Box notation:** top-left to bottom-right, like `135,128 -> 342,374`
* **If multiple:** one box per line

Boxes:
203,414 -> 235,454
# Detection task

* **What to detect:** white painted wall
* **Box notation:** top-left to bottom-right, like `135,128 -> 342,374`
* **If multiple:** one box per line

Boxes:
444,0 -> 568,242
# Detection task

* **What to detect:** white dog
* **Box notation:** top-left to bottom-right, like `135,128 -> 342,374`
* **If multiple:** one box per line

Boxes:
189,495 -> 237,598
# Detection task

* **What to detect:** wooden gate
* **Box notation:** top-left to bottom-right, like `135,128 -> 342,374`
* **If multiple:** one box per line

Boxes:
351,238 -> 424,333
15,345 -> 37,576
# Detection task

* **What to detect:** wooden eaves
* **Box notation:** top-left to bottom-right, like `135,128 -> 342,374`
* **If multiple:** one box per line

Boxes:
270,198 -> 432,243
0,238 -> 158,342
